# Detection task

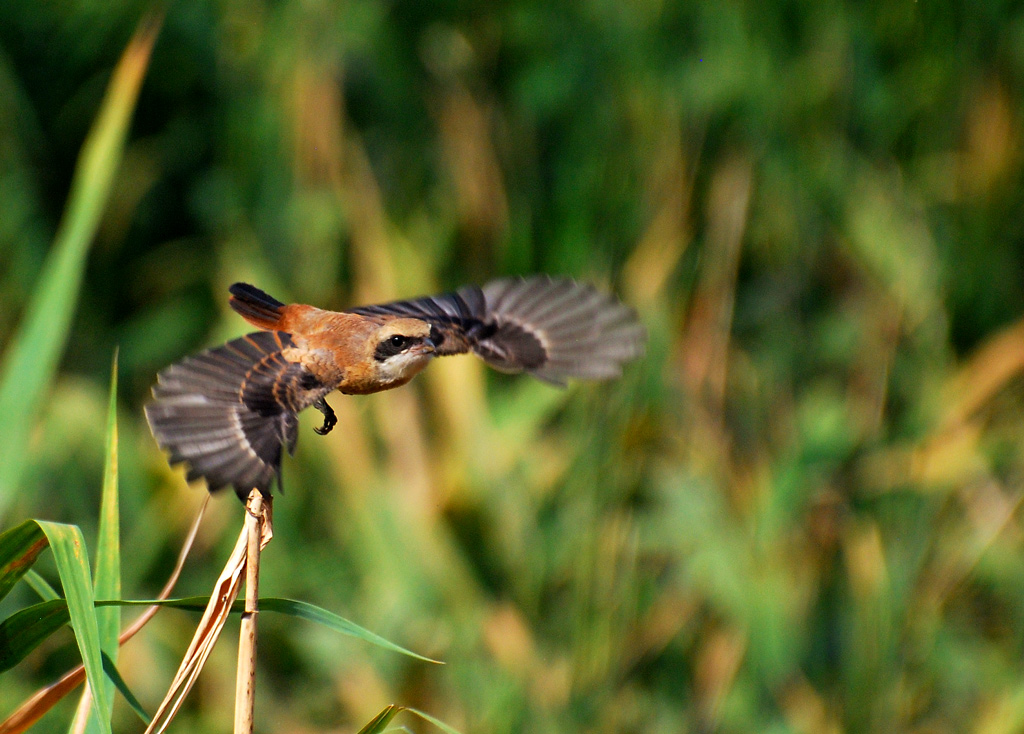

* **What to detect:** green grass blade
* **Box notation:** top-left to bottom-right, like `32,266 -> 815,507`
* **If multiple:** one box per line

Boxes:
24,568 -> 61,601
0,519 -> 48,603
353,705 -> 464,734
0,15 -> 161,521
258,598 -> 444,664
76,353 -> 121,734
100,596 -> 442,663
0,599 -> 69,673
403,707 -> 465,734
101,652 -> 150,726
403,704 -> 464,732
355,705 -> 399,734
98,596 -> 211,611
35,522 -> 111,734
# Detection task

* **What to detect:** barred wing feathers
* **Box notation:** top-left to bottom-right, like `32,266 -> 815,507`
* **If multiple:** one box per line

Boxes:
145,331 -> 321,498
350,275 -> 646,386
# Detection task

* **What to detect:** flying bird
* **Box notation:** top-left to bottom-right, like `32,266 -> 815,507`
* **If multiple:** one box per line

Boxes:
146,276 -> 646,500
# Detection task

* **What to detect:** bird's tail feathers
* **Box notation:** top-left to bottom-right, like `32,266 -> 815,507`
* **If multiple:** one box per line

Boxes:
229,282 -> 287,330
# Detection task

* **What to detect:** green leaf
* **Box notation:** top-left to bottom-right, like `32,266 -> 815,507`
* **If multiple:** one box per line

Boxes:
0,519 -> 48,603
355,705 -> 399,734
1,591 -> 441,677
24,568 -> 61,601
259,598 -> 444,664
0,599 -> 70,673
99,596 -> 211,612
101,652 -> 150,726
354,705 -> 465,734
35,522 -> 111,734
404,707 -> 465,734
0,15 -> 160,521
100,596 -> 443,663
81,352 -> 121,734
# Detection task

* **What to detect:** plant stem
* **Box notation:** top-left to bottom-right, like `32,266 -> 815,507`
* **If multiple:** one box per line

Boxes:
234,490 -> 265,734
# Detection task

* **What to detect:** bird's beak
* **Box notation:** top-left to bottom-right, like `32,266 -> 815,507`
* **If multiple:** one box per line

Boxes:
413,337 -> 436,355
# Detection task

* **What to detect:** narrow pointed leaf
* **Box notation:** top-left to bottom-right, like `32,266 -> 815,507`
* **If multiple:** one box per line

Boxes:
24,569 -> 60,601
102,597 -> 442,663
35,522 -> 111,734
95,351 -> 121,632
0,13 -> 161,521
354,706 -> 465,734
259,598 -> 443,664
78,352 -> 121,734
98,597 -> 211,612
1,591 -> 441,675
355,705 -> 399,734
404,707 -> 465,734
101,652 -> 150,725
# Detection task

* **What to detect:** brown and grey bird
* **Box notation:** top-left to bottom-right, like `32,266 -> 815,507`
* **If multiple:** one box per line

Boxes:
145,276 -> 646,500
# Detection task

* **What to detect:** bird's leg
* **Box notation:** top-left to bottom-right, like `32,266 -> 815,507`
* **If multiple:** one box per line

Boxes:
312,397 -> 337,436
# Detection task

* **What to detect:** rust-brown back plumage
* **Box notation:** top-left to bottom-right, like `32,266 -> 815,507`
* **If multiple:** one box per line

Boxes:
146,276 -> 645,500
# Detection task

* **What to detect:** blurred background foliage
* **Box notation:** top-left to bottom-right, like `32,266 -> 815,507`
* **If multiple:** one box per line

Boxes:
2,0 -> 1024,732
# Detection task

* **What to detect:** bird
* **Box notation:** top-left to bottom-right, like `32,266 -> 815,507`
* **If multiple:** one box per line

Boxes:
145,275 -> 646,500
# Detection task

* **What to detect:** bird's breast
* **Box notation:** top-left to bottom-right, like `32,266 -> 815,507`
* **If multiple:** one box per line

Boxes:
336,357 -> 430,395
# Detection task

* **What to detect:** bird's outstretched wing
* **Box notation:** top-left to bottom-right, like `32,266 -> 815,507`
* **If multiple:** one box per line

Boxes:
145,330 -> 327,498
349,275 -> 646,386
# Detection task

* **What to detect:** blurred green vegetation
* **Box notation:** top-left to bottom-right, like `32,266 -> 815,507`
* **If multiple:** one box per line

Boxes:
3,1 -> 1024,732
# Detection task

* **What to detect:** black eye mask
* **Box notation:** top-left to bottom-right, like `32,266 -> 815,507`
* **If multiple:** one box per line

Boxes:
373,334 -> 416,361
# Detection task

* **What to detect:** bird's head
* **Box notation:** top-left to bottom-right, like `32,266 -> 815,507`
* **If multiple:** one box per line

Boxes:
370,318 -> 438,386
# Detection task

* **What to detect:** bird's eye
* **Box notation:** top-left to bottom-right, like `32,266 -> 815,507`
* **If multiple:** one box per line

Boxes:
374,333 -> 418,361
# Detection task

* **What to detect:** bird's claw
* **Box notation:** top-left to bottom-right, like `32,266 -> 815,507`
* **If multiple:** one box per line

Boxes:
312,397 -> 337,435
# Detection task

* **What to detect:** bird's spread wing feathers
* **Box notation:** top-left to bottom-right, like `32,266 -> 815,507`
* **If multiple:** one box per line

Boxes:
145,331 -> 325,498
349,275 -> 646,386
